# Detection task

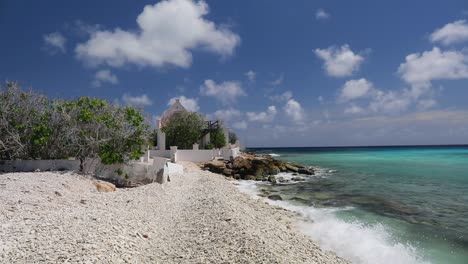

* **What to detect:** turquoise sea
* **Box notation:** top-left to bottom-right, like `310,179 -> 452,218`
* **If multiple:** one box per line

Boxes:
246,146 -> 468,264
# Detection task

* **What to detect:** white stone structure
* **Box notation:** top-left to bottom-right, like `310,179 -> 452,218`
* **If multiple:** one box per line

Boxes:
152,99 -> 241,162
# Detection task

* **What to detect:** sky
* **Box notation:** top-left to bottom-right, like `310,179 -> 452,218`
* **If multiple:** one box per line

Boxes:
1,0 -> 468,147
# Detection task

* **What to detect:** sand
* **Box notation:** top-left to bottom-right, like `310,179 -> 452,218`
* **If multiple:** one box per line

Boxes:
0,163 -> 347,263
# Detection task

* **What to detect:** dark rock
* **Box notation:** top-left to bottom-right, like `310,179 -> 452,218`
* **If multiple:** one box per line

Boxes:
285,163 -> 299,172
291,177 -> 305,181
278,176 -> 286,183
222,168 -> 233,176
268,175 -> 277,184
244,175 -> 256,180
268,194 -> 283,201
298,168 -> 314,175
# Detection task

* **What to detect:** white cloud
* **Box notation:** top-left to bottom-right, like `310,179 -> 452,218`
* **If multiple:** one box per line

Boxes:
212,108 -> 241,121
43,32 -> 66,54
76,0 -> 240,69
245,70 -> 256,81
430,20 -> 468,45
339,78 -> 374,102
315,44 -> 364,77
284,99 -> 304,123
398,47 -> 468,89
168,96 -> 199,112
246,106 -> 277,122
122,93 -> 153,106
271,74 -> 284,86
417,99 -> 437,110
270,91 -> 292,102
344,104 -> 365,114
200,79 -> 246,104
315,9 -> 330,20
232,120 -> 247,130
92,69 -> 119,87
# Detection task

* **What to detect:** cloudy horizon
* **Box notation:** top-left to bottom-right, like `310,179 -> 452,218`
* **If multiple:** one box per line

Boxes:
1,0 -> 468,147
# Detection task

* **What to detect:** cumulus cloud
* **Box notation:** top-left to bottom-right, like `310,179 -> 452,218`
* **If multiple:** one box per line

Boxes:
344,104 -> 365,114
76,0 -> 240,69
232,120 -> 247,130
284,99 -> 304,123
212,108 -> 241,121
200,79 -> 246,104
245,70 -> 256,82
168,96 -> 199,112
43,32 -> 66,54
271,74 -> 284,86
339,78 -> 374,102
430,20 -> 468,45
122,93 -> 152,106
315,9 -> 330,20
270,91 -> 292,102
398,47 -> 468,89
246,106 -> 277,122
92,69 -> 118,87
315,44 -> 364,77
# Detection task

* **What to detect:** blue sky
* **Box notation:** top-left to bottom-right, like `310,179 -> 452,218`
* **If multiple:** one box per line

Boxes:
1,0 -> 468,147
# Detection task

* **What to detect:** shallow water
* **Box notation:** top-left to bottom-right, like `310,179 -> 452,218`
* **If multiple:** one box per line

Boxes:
248,146 -> 468,264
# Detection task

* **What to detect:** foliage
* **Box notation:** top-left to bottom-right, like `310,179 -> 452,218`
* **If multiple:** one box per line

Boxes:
0,82 -> 150,165
161,111 -> 205,149
149,129 -> 158,147
210,128 -> 226,148
229,131 -> 237,145
204,143 -> 214,150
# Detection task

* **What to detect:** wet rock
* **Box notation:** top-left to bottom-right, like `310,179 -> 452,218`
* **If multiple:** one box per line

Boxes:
284,163 -> 299,172
291,177 -> 305,182
278,177 -> 286,183
268,175 -> 277,184
267,194 -> 283,201
298,168 -> 314,175
244,175 -> 256,180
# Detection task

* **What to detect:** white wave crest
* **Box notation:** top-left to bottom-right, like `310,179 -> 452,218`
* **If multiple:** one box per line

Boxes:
236,181 -> 429,264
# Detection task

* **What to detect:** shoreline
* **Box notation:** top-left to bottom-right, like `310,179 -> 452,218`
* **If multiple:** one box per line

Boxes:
0,163 -> 347,263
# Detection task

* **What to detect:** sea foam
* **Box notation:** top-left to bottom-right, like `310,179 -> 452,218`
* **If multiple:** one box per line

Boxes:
236,180 -> 429,264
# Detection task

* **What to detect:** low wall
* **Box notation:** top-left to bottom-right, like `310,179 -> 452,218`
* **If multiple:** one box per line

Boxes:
83,157 -> 171,185
175,149 -> 214,162
150,150 -> 171,159
0,160 -> 80,173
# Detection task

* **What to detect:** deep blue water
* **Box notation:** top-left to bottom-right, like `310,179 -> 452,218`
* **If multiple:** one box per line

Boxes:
248,145 -> 468,264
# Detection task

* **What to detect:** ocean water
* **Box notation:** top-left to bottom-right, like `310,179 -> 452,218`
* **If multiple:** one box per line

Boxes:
245,146 -> 468,264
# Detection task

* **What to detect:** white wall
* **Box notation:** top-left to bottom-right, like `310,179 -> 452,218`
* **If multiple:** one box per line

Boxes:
175,149 -> 215,162
150,150 -> 171,158
0,160 -> 80,173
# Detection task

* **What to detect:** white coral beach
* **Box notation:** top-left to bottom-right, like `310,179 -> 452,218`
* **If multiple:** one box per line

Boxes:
0,163 -> 347,263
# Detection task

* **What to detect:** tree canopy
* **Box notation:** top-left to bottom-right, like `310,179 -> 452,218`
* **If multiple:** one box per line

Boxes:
0,82 -> 150,165
161,111 -> 205,149
229,131 -> 238,145
210,128 -> 227,149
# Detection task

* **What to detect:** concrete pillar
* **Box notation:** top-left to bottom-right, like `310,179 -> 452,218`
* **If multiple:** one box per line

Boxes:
193,143 -> 199,150
223,127 -> 229,148
202,133 -> 210,148
170,146 -> 178,163
157,129 -> 166,150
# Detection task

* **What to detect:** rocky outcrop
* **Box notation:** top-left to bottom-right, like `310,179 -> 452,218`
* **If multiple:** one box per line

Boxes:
201,153 -> 314,183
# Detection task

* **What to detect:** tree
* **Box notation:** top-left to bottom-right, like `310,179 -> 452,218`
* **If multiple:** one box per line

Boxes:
210,128 -> 226,148
161,111 -> 205,149
229,131 -> 237,145
0,82 -> 150,167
